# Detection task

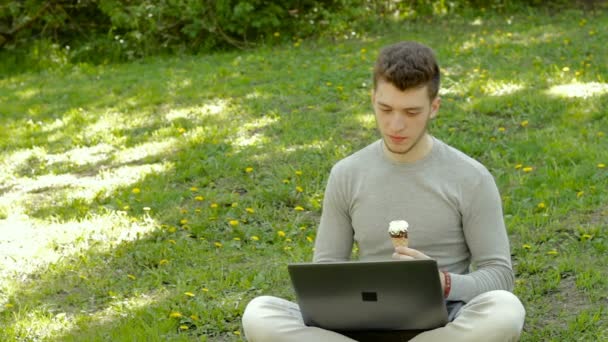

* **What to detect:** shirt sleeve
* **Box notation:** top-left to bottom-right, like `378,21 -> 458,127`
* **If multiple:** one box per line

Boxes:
313,164 -> 354,263
447,171 -> 515,302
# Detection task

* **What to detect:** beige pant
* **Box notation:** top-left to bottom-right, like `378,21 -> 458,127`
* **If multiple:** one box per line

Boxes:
242,290 -> 525,342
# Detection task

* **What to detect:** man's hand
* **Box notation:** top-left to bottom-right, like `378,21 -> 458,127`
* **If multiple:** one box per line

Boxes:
393,247 -> 446,293
392,246 -> 431,260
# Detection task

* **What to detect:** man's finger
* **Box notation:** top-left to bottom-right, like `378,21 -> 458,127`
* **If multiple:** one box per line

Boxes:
395,246 -> 431,259
392,252 -> 415,261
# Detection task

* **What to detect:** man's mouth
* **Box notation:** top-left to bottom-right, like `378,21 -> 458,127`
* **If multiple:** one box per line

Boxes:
388,135 -> 408,143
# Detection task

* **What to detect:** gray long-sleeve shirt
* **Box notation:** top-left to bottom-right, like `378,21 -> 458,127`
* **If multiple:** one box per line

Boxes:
313,137 -> 514,303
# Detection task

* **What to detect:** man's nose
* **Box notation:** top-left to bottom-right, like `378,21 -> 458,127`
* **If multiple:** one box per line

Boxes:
389,113 -> 406,131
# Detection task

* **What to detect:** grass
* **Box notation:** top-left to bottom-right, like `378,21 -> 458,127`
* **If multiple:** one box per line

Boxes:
1,6 -> 607,341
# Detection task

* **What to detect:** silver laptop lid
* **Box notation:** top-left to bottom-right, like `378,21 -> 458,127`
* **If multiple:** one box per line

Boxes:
288,259 -> 448,331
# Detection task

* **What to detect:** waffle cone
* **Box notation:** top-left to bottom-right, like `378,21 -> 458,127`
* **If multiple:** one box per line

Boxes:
391,237 -> 409,248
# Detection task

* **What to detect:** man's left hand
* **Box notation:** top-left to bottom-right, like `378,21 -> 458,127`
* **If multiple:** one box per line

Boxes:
393,247 -> 446,294
392,246 -> 431,260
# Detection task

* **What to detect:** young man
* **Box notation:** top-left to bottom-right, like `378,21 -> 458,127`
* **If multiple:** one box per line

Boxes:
242,41 -> 526,341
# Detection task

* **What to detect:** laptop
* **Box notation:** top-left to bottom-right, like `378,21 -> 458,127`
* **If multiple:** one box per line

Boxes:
287,259 -> 450,336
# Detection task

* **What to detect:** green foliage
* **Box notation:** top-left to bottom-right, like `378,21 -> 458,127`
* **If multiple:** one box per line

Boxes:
2,0 -> 605,69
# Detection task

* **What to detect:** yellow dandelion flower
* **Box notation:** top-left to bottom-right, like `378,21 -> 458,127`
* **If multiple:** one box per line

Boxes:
231,202 -> 238,207
515,164 -> 522,169
184,292 -> 195,297
245,167 -> 254,173
295,170 -> 303,176
246,207 -> 255,213
214,242 -> 222,248
123,205 -> 130,210
284,246 -> 292,251
190,186 -> 198,191
562,67 -> 570,72
294,206 -> 304,211
159,259 -> 169,265
520,120 -> 529,127
229,220 -> 239,226
180,208 -> 188,214
132,188 -> 141,194
234,331 -> 241,335
326,82 -> 333,86
233,237 -> 241,241
597,132 -> 604,137
169,312 -> 182,318
210,203 -> 218,208
277,230 -> 286,237
127,274 -> 136,280
581,234 -> 593,240
360,48 -> 367,53
522,244 -> 531,249
498,127 -> 506,132
285,238 -> 292,243
306,236 -> 314,243
598,163 -> 606,168
283,179 -> 290,184
274,32 -> 280,37
537,202 -> 546,209
178,127 -> 186,134
547,249 -> 558,255
179,325 -> 189,330
4,303 -> 14,308
251,236 -> 260,241
79,274 -> 87,280
168,239 -> 176,244
296,186 -> 304,192
336,86 -> 344,91
190,315 -> 199,321
195,208 -> 201,213
576,191 -> 584,198
522,167 -> 534,172
195,196 -> 204,201
202,288 -> 209,292
300,226 -> 307,230
180,219 -> 188,225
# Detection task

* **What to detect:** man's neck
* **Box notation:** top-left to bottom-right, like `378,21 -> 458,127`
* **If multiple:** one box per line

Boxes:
383,134 -> 434,163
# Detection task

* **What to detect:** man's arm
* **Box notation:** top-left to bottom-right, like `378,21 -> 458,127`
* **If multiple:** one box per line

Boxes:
449,171 -> 514,302
313,164 -> 354,263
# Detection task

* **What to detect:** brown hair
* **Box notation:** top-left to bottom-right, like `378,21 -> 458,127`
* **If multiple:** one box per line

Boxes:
373,41 -> 440,100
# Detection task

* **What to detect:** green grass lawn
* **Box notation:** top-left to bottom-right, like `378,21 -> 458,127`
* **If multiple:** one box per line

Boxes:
1,7 -> 607,341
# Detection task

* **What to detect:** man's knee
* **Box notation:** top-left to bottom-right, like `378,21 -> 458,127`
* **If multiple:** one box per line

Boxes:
242,296 -> 282,341
242,296 -> 272,339
485,290 -> 526,338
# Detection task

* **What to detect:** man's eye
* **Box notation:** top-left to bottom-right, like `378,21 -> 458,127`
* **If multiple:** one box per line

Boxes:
407,112 -> 421,116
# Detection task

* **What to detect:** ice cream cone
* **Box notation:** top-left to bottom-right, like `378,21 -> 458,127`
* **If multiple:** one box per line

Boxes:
388,220 -> 409,249
391,236 -> 409,248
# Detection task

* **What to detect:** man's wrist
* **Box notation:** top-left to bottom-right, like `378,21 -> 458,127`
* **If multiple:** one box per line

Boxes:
441,271 -> 451,298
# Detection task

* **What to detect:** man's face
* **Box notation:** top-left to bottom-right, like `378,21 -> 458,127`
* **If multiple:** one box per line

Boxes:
372,81 -> 440,156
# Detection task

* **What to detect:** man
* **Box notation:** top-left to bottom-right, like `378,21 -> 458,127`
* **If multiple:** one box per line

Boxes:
242,41 -> 526,341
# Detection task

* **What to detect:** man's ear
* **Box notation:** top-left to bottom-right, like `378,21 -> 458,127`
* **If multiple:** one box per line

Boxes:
430,97 -> 441,119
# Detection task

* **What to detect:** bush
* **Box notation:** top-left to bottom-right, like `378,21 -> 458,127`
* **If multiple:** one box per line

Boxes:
0,0 -> 601,67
